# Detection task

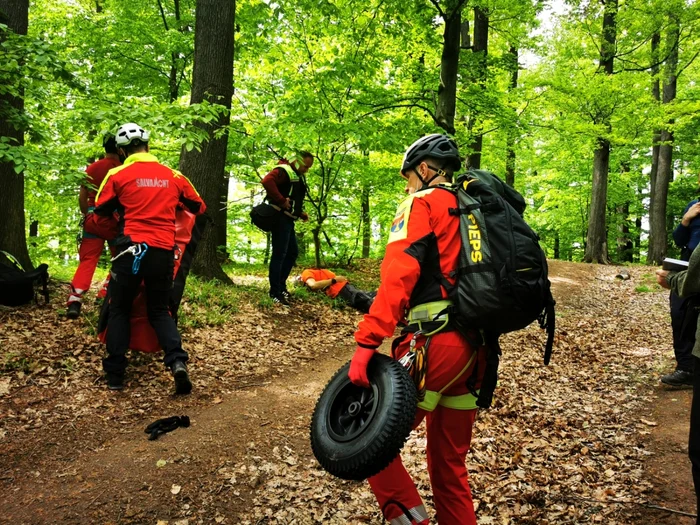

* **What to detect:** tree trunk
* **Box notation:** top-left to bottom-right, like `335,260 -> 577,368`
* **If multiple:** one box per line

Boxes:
585,139 -> 611,263
505,45 -> 518,188
553,232 -> 560,260
649,32 -> 661,205
217,178 -> 229,260
296,231 -> 306,258
615,163 -> 633,263
361,184 -> 370,258
178,0 -> 234,282
584,0 -> 617,264
466,6 -> 488,170
312,228 -> 322,269
647,16 -> 679,265
616,202 -> 632,262
0,0 -> 32,269
434,4 -> 461,135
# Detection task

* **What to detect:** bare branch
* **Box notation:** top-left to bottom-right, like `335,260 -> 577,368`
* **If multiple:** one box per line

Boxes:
156,0 -> 170,31
428,0 -> 446,19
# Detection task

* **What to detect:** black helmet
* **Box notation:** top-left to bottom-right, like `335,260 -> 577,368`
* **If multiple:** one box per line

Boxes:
102,133 -> 118,153
401,134 -> 461,175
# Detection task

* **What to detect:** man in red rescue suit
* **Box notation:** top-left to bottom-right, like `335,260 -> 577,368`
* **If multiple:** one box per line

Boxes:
94,123 -> 206,393
348,134 -> 487,525
262,153 -> 312,306
66,135 -> 122,319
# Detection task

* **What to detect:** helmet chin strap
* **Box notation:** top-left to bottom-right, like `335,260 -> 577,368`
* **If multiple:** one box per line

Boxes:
414,165 -> 446,190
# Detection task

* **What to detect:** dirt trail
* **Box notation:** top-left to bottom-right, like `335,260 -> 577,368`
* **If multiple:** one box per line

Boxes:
0,261 -> 697,524
1,349 -> 352,524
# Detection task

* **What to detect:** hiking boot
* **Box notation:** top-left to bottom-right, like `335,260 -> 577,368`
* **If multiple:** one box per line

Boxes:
172,361 -> 192,395
281,290 -> 293,302
106,373 -> 124,391
660,369 -> 694,388
66,302 -> 81,319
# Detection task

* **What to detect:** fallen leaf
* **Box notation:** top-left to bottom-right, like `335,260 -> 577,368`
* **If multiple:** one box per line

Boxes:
0,378 -> 10,396
170,484 -> 181,495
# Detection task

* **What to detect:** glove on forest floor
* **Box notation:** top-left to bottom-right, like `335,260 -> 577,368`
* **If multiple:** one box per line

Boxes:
145,415 -> 190,441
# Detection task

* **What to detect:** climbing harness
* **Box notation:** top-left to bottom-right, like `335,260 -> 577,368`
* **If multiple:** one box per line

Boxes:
401,301 -> 482,411
406,299 -> 452,336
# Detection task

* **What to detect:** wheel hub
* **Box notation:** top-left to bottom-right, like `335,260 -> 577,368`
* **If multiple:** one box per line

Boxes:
327,383 -> 379,443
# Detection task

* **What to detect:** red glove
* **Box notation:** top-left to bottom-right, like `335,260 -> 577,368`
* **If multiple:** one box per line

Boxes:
348,346 -> 375,388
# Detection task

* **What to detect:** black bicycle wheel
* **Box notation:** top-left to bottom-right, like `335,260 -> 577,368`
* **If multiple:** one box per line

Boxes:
310,353 -> 417,481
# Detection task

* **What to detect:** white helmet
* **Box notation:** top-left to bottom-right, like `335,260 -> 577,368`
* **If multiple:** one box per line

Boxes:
115,122 -> 150,146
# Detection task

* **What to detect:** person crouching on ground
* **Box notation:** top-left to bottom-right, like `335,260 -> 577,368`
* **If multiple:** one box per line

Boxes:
94,122 -> 206,393
347,134 -> 487,525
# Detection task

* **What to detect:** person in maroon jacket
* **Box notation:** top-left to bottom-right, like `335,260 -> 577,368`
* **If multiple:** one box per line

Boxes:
348,134 -> 487,525
262,152 -> 312,305
94,123 -> 206,393
66,135 -> 121,319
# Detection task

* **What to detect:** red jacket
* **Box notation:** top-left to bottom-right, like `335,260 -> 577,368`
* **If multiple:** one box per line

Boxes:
85,155 -> 121,207
355,186 -> 461,349
94,152 -> 206,250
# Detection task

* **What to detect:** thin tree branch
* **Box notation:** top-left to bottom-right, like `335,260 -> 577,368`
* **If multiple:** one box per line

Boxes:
156,0 -> 170,31
110,48 -> 169,78
428,0 -> 446,19
677,49 -> 700,78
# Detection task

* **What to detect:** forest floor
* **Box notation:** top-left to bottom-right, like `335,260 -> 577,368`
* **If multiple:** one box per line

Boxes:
0,260 -> 697,525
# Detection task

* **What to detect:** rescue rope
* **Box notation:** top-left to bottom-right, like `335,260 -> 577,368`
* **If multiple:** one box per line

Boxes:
110,242 -> 149,275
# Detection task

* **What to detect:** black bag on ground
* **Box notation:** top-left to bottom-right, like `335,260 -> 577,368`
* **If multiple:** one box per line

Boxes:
250,202 -> 282,233
446,169 -> 555,408
0,251 -> 49,306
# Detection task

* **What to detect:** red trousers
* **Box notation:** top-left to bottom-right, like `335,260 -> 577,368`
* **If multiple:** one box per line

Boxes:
368,330 -> 485,525
68,213 -> 118,304
68,236 -> 112,304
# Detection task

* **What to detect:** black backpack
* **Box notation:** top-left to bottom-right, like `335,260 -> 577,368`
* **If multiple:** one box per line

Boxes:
446,170 -> 555,408
0,251 -> 50,306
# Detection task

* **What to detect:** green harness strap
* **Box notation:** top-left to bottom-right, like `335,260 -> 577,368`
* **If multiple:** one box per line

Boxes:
407,299 -> 452,336
417,351 -> 479,411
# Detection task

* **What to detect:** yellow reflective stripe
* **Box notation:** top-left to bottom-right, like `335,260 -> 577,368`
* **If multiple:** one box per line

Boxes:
276,163 -> 296,180
95,165 -> 126,203
172,169 -> 201,197
94,153 -> 163,203
123,152 -> 159,165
